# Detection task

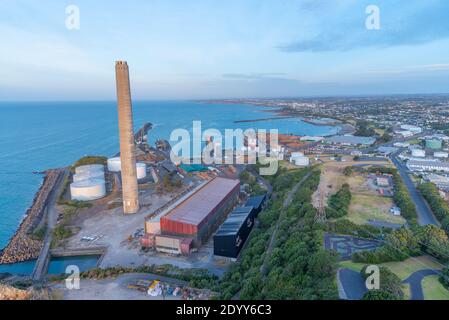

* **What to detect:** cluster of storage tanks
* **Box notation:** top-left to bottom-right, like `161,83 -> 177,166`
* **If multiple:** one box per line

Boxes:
70,164 -> 106,201
70,158 -> 148,202
107,157 -> 147,179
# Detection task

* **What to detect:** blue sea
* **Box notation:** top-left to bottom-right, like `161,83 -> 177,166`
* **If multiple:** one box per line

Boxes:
0,100 -> 338,271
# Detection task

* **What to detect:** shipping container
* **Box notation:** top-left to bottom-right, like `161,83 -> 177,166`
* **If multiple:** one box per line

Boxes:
213,206 -> 254,258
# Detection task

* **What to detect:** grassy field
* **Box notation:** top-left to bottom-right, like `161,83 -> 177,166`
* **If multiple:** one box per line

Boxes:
402,283 -> 411,300
382,256 -> 443,280
347,194 -> 405,225
338,260 -> 365,272
422,276 -> 449,300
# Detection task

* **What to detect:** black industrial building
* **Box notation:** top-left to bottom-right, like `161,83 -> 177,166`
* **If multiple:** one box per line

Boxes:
213,206 -> 255,258
245,194 -> 267,217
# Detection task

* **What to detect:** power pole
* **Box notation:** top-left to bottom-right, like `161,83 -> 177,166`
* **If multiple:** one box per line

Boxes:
316,191 -> 327,222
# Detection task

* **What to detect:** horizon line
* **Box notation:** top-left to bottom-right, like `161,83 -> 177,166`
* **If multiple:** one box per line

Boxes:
1,92 -> 449,104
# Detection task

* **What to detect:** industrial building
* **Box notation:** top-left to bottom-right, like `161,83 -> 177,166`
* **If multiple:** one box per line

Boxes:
400,124 -> 422,134
411,149 -> 426,158
377,146 -> 397,155
407,159 -> 449,173
300,136 -> 324,142
245,195 -> 267,217
434,152 -> 449,159
395,130 -> 414,138
425,174 -> 449,191
325,135 -> 376,146
141,234 -> 192,255
376,176 -> 390,188
426,139 -> 443,150
157,177 -> 240,246
213,206 -> 255,259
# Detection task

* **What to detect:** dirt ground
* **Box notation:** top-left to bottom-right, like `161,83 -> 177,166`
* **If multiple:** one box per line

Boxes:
62,183 -> 231,275
51,273 -> 185,300
64,188 -> 176,268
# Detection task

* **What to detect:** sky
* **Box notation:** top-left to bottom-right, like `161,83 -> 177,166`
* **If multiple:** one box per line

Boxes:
1,0 -> 449,100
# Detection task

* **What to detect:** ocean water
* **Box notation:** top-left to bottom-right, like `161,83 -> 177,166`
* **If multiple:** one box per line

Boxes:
0,255 -> 100,275
0,101 -> 338,252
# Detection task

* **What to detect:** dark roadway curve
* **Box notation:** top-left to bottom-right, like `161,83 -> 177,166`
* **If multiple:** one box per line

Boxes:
390,151 -> 439,226
402,269 -> 441,300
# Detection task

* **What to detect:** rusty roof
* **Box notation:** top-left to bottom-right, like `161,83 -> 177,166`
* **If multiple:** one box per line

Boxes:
163,177 -> 239,226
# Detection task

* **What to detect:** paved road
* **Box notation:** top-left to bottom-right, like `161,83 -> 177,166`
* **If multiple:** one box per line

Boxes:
32,169 -> 68,281
338,268 -> 367,300
390,152 -> 439,226
403,269 -> 441,300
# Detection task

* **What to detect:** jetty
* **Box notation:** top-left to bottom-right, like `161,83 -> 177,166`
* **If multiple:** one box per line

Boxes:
31,169 -> 68,281
0,169 -> 65,265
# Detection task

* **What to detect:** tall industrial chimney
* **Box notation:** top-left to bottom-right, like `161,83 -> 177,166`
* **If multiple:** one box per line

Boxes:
115,61 -> 139,214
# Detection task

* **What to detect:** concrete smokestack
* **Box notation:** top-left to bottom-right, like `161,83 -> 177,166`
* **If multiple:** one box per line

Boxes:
115,61 -> 139,214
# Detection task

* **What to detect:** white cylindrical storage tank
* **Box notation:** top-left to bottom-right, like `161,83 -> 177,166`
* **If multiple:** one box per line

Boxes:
75,164 -> 104,175
107,157 -> 122,172
411,149 -> 425,158
291,152 -> 304,158
136,162 -> 147,179
70,179 -> 106,201
293,156 -> 310,166
73,171 -> 105,183
290,152 -> 304,163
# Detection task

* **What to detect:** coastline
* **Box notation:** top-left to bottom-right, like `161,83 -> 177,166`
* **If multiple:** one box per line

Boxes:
0,101 -> 343,269
233,105 -> 352,137
0,169 -> 64,265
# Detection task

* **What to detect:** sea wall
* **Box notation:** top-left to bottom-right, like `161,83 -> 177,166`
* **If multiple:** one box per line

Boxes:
0,169 -> 63,264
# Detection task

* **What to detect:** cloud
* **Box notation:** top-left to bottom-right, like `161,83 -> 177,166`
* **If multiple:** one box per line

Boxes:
279,0 -> 449,52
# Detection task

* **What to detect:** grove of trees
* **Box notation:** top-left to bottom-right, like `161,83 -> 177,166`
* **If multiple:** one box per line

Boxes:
325,183 -> 351,219
418,182 -> 449,236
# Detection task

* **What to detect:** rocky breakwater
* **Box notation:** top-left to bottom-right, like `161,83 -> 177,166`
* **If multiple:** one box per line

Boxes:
0,284 -> 31,300
0,169 -> 64,264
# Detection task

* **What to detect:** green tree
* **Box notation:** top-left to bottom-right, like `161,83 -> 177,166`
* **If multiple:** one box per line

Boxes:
362,290 -> 401,300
